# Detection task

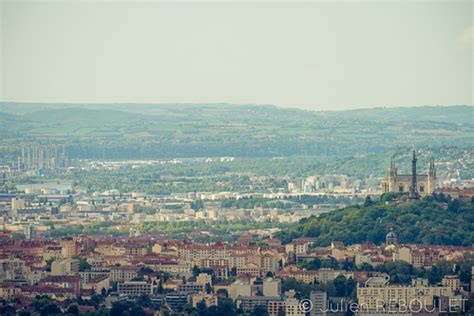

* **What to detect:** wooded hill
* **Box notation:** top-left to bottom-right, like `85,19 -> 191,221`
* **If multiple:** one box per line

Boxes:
277,193 -> 474,247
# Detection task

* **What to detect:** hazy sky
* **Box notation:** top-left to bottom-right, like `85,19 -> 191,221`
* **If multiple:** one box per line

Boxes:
1,0 -> 472,110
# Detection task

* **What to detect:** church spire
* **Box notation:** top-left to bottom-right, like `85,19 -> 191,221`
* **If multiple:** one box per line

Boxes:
409,149 -> 420,199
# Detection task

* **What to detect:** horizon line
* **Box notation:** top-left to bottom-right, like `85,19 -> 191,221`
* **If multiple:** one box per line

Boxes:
0,101 -> 471,113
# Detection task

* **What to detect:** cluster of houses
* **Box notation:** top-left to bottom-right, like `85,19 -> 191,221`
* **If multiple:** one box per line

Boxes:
0,228 -> 473,315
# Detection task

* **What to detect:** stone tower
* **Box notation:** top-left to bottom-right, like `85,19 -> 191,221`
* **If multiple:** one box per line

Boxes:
386,227 -> 397,245
427,159 -> 436,194
409,150 -> 420,199
387,160 -> 397,192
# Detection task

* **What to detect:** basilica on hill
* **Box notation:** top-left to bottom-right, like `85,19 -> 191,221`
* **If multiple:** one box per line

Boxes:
381,150 -> 436,198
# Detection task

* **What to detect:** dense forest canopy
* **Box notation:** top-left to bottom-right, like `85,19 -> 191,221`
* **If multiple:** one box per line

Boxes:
277,193 -> 474,247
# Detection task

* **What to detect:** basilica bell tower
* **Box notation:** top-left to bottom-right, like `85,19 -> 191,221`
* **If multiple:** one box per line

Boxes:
409,150 -> 420,199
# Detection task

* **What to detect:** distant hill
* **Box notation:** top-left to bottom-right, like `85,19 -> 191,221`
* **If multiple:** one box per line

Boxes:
0,103 -> 472,162
276,194 -> 474,247
331,105 -> 474,126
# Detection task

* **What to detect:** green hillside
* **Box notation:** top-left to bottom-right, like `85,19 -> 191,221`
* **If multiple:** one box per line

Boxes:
0,103 -> 472,162
277,194 -> 474,247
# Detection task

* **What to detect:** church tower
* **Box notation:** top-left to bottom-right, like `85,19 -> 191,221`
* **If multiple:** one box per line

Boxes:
386,227 -> 397,245
409,150 -> 420,199
387,160 -> 397,192
428,158 -> 436,194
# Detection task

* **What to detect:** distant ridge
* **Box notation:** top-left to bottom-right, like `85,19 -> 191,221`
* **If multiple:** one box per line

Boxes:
0,103 -> 472,161
0,101 -> 471,115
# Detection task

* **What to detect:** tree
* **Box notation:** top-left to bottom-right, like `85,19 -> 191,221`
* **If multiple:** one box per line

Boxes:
342,258 -> 355,271
300,257 -> 321,270
216,288 -> 229,298
111,301 -> 147,316
364,196 -> 374,207
67,304 -> 80,316
182,303 -> 196,315
281,277 -> 322,299
427,265 -> 442,284
205,283 -> 213,294
40,304 -> 62,316
0,306 -> 16,316
376,261 -> 415,284
192,265 -> 201,276
136,294 -> 152,308
333,275 -> 348,297
191,199 -> 204,211
252,305 -> 268,316
448,199 -> 461,213
196,300 -> 207,315
73,256 -> 91,271
217,297 -> 237,315
358,262 -> 374,271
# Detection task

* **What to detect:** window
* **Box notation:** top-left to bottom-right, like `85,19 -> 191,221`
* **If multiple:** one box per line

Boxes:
419,186 -> 424,192
399,186 -> 404,192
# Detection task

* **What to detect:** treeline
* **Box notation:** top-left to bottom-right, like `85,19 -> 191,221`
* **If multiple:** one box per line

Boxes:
45,221 -> 125,237
139,220 -> 292,242
65,139 -> 360,160
219,196 -> 362,209
221,198 -> 294,209
286,195 -> 363,205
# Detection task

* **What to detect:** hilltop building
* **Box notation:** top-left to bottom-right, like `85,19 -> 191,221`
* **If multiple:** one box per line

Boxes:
381,151 -> 436,198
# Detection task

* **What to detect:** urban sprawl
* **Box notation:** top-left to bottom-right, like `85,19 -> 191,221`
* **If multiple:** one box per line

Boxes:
0,150 -> 473,316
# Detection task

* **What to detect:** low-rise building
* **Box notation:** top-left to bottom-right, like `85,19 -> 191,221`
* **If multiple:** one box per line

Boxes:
51,258 -> 79,276
310,290 -> 327,316
117,281 -> 153,297
177,282 -> 205,293
110,266 -> 140,282
357,278 -> 455,312
83,275 -> 110,293
40,275 -> 81,296
285,298 -> 305,316
165,292 -> 191,312
442,275 -> 460,291
60,237 -> 79,258
0,282 -> 22,300
263,278 -> 281,297
236,295 -> 282,313
0,258 -> 26,279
